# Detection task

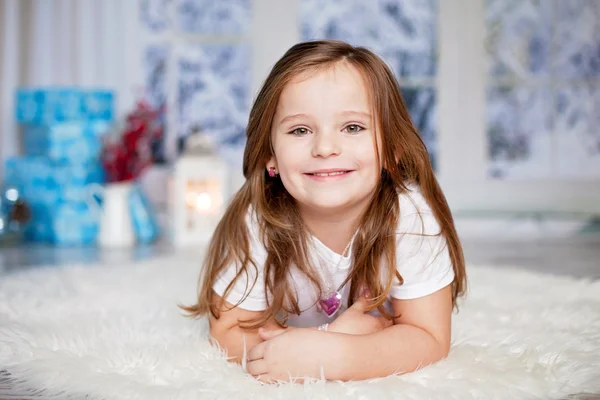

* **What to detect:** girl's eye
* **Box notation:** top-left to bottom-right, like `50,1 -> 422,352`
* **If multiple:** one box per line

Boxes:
344,124 -> 364,134
290,127 -> 310,136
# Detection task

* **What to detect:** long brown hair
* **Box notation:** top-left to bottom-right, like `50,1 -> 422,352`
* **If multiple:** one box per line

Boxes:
181,40 -> 467,329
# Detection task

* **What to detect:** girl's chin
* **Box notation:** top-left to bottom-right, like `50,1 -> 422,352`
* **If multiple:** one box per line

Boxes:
296,197 -> 359,212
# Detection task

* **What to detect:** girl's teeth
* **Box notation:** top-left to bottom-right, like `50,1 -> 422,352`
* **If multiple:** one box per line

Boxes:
314,171 -> 346,177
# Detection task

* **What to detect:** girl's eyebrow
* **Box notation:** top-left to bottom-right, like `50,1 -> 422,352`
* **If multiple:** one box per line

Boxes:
278,113 -> 310,126
338,110 -> 371,120
278,110 -> 371,126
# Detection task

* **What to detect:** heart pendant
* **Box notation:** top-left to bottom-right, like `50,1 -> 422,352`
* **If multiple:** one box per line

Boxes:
318,291 -> 342,318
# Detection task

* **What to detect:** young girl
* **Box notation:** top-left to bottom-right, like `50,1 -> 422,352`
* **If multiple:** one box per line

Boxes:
182,40 -> 467,383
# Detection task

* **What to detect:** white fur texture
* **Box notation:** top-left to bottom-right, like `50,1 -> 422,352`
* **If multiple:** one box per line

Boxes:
0,255 -> 599,400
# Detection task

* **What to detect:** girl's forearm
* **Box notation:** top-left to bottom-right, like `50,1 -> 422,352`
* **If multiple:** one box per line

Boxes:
333,324 -> 449,381
257,323 -> 447,381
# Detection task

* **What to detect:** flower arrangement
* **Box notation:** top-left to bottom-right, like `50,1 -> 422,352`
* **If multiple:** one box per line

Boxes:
101,100 -> 165,183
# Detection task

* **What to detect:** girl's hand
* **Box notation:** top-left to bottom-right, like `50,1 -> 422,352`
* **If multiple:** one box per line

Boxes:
328,292 -> 393,335
249,327 -> 328,383
247,293 -> 392,383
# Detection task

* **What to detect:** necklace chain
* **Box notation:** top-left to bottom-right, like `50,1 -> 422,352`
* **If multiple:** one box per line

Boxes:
317,231 -> 358,294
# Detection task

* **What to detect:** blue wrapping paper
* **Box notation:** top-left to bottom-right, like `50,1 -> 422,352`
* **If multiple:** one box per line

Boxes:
51,201 -> 100,246
4,157 -> 105,206
23,121 -> 111,164
16,88 -> 115,124
24,201 -> 99,246
4,157 -> 104,245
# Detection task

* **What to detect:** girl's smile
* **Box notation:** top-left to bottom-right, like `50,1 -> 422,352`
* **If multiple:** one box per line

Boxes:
304,168 -> 355,181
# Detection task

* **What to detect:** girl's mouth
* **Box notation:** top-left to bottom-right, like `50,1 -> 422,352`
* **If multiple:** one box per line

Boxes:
305,170 -> 354,180
309,171 -> 350,177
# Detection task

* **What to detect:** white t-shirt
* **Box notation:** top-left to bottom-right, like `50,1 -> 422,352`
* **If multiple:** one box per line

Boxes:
212,184 -> 455,328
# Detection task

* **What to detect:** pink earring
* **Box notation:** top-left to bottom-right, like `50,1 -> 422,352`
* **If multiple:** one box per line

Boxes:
268,167 -> 277,178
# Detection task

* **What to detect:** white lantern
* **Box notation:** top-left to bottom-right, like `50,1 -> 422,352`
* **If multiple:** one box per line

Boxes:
170,136 -> 228,247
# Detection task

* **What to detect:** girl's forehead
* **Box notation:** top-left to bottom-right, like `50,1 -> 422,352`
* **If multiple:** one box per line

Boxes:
276,63 -> 372,114
286,62 -> 366,92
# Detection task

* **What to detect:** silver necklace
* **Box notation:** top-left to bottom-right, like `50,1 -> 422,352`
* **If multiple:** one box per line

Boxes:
315,231 -> 358,318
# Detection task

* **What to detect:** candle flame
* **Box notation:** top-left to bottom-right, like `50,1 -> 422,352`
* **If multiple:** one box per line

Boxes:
194,192 -> 212,211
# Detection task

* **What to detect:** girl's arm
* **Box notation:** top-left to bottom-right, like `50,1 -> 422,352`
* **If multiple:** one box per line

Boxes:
212,291 -> 391,366
209,292 -> 280,364
248,284 -> 452,381
334,284 -> 452,380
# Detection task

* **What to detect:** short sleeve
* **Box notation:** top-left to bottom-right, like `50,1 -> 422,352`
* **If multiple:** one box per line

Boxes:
389,185 -> 455,300
211,208 -> 270,311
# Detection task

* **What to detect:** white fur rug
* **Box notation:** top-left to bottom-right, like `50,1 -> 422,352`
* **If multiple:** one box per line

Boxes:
0,254 -> 599,400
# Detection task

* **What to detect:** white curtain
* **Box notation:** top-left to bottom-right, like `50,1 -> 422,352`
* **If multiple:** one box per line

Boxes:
0,0 -> 143,182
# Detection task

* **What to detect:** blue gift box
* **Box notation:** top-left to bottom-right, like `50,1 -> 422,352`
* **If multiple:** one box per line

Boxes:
4,156 -> 104,245
16,88 -> 115,124
23,121 -> 110,164
82,91 -> 115,121
24,201 -> 99,246
23,203 -> 52,242
4,157 -> 105,206
51,201 -> 99,245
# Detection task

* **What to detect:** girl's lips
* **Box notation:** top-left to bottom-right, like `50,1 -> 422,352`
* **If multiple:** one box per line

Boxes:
304,170 -> 354,181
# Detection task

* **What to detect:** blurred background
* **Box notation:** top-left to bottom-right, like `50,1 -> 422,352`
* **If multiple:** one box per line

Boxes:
0,0 -> 598,277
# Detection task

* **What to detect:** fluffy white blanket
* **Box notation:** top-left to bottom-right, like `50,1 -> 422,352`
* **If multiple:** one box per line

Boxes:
0,255 -> 599,400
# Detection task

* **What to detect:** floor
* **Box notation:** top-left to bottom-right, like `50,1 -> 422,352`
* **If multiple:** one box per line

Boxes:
1,233 -> 599,280
463,236 -> 600,280
2,210 -> 600,278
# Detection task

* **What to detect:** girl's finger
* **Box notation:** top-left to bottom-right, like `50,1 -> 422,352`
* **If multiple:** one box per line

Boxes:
247,341 -> 265,362
247,358 -> 269,376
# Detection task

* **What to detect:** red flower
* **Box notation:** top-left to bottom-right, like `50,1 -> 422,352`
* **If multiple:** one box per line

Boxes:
101,99 -> 165,183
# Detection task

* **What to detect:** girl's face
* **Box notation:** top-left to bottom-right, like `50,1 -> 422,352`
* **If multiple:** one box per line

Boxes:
269,62 -> 381,215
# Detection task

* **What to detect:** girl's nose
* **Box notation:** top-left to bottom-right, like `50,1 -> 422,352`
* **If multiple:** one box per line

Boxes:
311,131 -> 341,158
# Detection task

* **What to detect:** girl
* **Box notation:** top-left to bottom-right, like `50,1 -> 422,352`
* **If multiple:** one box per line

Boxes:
182,40 -> 467,383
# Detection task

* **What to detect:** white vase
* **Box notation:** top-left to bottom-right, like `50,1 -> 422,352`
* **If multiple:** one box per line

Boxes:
89,181 -> 136,248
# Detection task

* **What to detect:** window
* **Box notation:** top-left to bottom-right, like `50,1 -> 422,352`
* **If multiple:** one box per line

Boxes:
485,0 -> 600,180
141,0 -> 252,166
